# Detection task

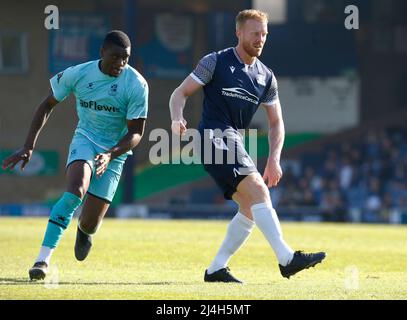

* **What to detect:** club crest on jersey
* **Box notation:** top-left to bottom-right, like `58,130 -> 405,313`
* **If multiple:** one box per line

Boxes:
87,82 -> 94,89
109,84 -> 118,96
229,66 -> 235,74
256,74 -> 266,86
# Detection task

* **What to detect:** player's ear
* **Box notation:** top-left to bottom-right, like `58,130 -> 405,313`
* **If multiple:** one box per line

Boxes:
99,46 -> 104,58
235,27 -> 241,39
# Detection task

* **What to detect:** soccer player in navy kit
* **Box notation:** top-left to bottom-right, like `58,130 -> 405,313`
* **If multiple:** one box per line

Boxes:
170,9 -> 326,282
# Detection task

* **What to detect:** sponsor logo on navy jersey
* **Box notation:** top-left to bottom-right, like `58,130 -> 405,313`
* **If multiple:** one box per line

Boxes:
221,87 -> 259,104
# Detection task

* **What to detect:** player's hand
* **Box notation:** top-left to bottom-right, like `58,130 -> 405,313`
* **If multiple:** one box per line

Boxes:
262,159 -> 283,188
171,119 -> 187,136
1,147 -> 33,171
94,152 -> 112,177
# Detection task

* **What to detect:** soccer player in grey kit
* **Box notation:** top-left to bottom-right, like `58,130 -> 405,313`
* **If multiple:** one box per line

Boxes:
169,9 -> 326,283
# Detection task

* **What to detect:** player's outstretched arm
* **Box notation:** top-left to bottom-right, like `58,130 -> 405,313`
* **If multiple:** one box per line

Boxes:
1,91 -> 59,171
94,118 -> 145,177
262,101 -> 285,188
169,75 -> 202,135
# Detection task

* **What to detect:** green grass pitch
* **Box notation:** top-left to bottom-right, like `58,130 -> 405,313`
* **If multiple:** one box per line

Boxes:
1,217 -> 406,299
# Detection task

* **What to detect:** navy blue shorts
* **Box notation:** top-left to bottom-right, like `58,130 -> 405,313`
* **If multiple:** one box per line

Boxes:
200,129 -> 257,200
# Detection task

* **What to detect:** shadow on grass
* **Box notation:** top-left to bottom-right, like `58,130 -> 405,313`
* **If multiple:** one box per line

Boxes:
0,278 -> 194,286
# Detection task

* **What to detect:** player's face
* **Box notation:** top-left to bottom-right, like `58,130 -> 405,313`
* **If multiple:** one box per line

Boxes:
101,44 -> 131,77
238,19 -> 268,58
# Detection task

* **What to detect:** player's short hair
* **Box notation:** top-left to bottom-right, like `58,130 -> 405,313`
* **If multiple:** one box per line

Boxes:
103,30 -> 131,49
236,9 -> 268,29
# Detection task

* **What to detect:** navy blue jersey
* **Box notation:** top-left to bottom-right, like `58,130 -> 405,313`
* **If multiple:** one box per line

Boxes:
191,47 -> 279,133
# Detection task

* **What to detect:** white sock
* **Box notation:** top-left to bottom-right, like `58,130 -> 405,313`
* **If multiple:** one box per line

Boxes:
251,202 -> 294,266
207,212 -> 255,274
35,246 -> 54,265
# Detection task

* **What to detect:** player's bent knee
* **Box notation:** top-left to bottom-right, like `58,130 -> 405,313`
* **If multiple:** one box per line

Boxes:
243,181 -> 270,204
67,183 -> 87,199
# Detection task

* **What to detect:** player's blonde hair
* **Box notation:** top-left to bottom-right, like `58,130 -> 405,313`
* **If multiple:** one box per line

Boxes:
236,9 -> 268,29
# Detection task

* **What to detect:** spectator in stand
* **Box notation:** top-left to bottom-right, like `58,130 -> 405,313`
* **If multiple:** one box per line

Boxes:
320,179 -> 346,222
339,156 -> 353,190
364,177 -> 383,222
